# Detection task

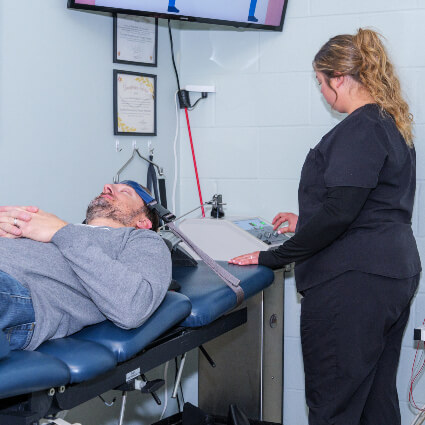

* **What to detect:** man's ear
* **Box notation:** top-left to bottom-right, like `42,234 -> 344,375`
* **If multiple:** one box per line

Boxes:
135,218 -> 152,230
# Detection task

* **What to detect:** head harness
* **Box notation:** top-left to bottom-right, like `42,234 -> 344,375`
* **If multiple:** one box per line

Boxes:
120,180 -> 176,223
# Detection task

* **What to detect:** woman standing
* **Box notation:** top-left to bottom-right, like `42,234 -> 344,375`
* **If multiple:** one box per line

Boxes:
230,29 -> 421,425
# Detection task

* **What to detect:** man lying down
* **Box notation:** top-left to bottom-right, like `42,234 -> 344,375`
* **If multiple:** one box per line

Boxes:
0,181 -> 172,351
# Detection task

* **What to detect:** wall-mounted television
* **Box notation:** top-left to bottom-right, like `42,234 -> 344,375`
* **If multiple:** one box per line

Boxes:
67,0 -> 289,32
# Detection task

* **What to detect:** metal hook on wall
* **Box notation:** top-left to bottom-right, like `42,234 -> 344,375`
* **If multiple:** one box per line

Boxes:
148,139 -> 154,156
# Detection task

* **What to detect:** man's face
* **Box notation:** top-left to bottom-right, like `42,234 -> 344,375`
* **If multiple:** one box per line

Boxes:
86,184 -> 147,227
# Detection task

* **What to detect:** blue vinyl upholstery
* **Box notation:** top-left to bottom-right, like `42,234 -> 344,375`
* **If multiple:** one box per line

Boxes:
73,291 -> 192,363
0,264 -> 274,402
0,351 -> 70,399
174,262 -> 274,327
0,291 -> 191,399
37,338 -> 117,384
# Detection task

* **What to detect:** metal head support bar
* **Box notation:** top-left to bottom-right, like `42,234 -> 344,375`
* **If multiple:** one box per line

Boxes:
113,148 -> 164,184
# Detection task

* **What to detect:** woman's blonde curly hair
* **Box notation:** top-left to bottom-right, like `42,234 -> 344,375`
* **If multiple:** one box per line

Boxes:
313,28 -> 414,147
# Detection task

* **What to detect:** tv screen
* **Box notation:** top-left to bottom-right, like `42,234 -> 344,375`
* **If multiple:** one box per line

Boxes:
68,0 -> 288,31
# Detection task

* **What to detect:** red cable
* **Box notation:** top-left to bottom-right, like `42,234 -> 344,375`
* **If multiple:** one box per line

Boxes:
185,107 -> 205,217
409,341 -> 425,410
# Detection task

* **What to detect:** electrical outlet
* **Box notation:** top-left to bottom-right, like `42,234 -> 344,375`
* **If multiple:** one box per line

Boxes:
184,85 -> 216,93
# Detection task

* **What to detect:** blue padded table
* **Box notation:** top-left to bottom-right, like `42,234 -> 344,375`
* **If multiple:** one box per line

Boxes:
173,261 -> 275,327
0,262 -> 274,425
0,291 -> 191,424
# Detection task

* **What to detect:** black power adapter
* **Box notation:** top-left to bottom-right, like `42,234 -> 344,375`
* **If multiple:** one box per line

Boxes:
414,327 -> 425,341
178,90 -> 209,109
178,90 -> 191,109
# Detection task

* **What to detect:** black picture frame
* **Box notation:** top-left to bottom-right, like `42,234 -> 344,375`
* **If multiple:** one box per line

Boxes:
113,69 -> 157,136
113,14 -> 158,67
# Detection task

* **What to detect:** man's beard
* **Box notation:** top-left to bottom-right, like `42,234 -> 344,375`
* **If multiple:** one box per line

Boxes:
86,196 -> 141,226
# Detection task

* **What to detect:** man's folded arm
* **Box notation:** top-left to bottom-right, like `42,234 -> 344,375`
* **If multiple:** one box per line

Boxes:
51,225 -> 172,329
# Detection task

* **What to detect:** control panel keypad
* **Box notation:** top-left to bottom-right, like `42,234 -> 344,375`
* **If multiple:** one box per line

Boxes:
232,218 -> 289,247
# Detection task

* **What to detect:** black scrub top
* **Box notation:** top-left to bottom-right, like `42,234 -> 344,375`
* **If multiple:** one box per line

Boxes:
294,103 -> 421,291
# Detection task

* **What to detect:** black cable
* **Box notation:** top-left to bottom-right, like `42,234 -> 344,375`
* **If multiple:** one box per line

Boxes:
188,97 -> 204,110
98,394 -> 116,406
168,20 -> 181,92
168,20 -> 208,111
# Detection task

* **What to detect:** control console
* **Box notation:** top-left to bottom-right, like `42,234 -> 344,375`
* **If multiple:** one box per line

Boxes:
232,217 -> 290,248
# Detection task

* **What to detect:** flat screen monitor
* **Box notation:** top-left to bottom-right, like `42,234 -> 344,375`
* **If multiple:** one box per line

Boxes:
67,0 -> 289,31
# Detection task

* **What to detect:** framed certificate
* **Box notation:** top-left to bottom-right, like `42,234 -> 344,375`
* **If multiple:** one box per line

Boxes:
113,70 -> 157,136
114,14 -> 158,67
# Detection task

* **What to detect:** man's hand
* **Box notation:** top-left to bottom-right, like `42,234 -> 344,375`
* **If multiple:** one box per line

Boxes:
0,206 -> 67,242
17,209 -> 68,243
229,251 -> 260,266
0,206 -> 39,238
272,212 -> 298,234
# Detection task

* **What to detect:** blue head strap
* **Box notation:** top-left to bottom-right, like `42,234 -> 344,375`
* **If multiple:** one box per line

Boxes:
120,180 -> 154,205
119,180 -> 176,223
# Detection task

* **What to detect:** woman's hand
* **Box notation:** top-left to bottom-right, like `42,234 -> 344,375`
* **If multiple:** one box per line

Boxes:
272,212 -> 298,234
0,206 -> 39,238
229,251 -> 260,266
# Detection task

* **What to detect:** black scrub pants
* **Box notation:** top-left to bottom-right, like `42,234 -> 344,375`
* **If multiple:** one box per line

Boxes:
300,270 -> 419,425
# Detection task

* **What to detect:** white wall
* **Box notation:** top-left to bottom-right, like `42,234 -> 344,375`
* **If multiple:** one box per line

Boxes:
178,2 -> 425,424
0,1 -> 180,222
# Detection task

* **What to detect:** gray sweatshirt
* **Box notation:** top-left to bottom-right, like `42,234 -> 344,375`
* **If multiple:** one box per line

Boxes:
0,224 -> 172,350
